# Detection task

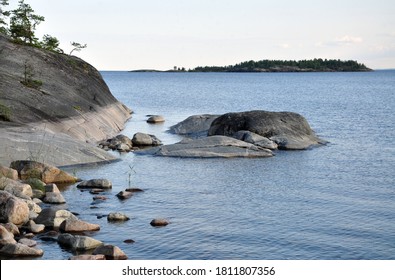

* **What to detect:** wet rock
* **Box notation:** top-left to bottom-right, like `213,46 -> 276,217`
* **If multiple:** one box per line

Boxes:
123,239 -> 135,244
10,160 -> 78,184
150,218 -> 169,227
77,179 -> 112,189
93,195 -> 107,201
58,233 -> 103,251
147,115 -> 165,123
59,219 -> 100,232
107,212 -> 130,222
116,191 -> 133,200
0,191 -> 30,226
0,166 -> 18,180
18,238 -> 37,247
89,189 -> 106,194
132,132 -> 162,146
35,208 -> 78,229
0,224 -> 16,245
125,187 -> 144,193
0,243 -> 44,257
38,230 -> 58,242
93,244 -> 128,260
69,254 -> 106,260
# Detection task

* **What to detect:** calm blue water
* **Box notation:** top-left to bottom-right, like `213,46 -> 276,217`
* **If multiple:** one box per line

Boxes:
45,71 -> 395,259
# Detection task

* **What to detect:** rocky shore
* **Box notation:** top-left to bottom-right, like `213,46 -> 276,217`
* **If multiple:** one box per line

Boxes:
0,34 -> 131,167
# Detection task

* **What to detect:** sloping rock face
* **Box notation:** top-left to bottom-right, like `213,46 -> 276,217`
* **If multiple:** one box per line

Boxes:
208,110 -> 326,150
0,34 -> 131,166
140,136 -> 273,158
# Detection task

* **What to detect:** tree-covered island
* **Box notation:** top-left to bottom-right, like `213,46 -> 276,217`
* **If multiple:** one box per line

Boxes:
131,59 -> 371,73
191,59 -> 371,72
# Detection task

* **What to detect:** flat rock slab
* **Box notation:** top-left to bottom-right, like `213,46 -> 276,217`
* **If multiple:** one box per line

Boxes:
138,136 -> 274,158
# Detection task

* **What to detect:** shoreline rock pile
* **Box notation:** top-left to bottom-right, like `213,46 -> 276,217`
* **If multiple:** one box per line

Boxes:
0,160 -> 138,260
98,132 -> 162,153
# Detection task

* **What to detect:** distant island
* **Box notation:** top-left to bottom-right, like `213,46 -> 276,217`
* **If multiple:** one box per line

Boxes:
130,59 -> 372,73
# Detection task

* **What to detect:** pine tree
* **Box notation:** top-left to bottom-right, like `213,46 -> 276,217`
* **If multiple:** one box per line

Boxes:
0,0 -> 10,34
9,0 -> 44,45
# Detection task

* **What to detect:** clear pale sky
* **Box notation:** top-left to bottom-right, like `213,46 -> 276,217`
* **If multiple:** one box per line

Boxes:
10,0 -> 395,70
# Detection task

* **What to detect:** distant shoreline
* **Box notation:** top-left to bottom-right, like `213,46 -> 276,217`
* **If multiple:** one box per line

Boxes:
129,58 -> 372,73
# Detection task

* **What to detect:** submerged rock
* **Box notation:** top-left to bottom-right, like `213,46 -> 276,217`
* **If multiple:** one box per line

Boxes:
107,212 -> 130,222
139,136 -> 273,158
150,218 -> 169,227
208,110 -> 326,150
116,191 -> 133,200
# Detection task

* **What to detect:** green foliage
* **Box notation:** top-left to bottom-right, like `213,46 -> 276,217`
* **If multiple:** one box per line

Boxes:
9,0 -> 44,45
192,59 -> 371,72
0,101 -> 11,121
41,34 -> 62,53
69,41 -> 87,55
23,178 -> 45,192
21,60 -> 42,89
0,0 -> 10,34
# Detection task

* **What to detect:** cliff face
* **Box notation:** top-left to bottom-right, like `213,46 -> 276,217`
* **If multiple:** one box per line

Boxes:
0,34 -> 132,166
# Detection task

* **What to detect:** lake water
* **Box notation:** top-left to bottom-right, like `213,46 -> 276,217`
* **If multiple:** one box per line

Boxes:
43,71 -> 395,259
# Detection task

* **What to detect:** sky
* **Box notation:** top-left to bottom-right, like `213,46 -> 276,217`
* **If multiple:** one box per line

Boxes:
7,0 -> 395,70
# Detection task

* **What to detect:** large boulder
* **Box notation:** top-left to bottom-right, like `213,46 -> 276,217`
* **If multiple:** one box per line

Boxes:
34,208 -> 78,229
93,244 -> 128,260
132,132 -> 162,146
208,110 -> 326,150
77,179 -> 112,189
1,178 -> 33,199
0,224 -> 16,246
139,136 -> 274,158
58,233 -> 103,251
0,191 -> 30,226
59,219 -> 100,232
10,161 -> 77,184
169,114 -> 220,136
0,243 -> 44,257
0,166 -> 18,180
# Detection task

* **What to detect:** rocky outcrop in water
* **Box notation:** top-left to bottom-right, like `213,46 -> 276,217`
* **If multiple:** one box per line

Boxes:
208,110 -> 326,150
